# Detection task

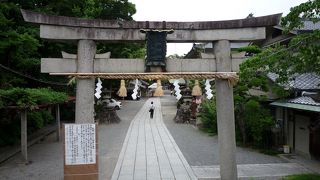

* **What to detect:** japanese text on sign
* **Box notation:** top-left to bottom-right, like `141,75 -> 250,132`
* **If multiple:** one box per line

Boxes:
65,124 -> 96,165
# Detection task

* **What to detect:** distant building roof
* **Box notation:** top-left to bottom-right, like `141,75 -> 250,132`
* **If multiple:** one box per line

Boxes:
195,42 -> 250,50
270,100 -> 320,112
288,96 -> 320,106
267,72 -> 320,90
268,72 -> 320,111
300,20 -> 320,31
274,20 -> 320,32
185,42 -> 249,58
292,73 -> 320,90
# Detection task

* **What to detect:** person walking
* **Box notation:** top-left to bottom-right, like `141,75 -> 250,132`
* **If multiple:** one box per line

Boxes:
149,101 -> 155,119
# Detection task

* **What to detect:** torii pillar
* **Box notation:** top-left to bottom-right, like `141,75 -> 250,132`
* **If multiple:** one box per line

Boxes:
76,40 -> 96,123
214,40 -> 237,180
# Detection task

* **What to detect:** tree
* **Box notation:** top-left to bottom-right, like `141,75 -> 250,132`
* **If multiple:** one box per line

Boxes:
269,0 -> 320,78
281,0 -> 320,31
233,0 -> 320,147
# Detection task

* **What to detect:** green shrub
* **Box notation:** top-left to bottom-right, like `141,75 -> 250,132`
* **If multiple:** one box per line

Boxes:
27,109 -> 55,132
40,109 -> 54,125
237,45 -> 262,54
0,88 -> 67,109
199,99 -> 217,134
243,99 -> 274,148
27,111 -> 44,131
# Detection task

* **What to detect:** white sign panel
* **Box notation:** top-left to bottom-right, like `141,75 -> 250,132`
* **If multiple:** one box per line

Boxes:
65,124 -> 96,165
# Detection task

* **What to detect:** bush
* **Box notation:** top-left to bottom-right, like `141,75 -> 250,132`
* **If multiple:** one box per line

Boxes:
0,88 -> 67,109
199,99 -> 217,134
40,109 -> 54,125
27,109 -> 55,132
243,99 -> 274,148
28,111 -> 44,132
199,97 -> 274,148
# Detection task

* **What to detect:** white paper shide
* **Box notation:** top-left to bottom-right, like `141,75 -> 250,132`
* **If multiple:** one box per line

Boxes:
65,124 -> 96,165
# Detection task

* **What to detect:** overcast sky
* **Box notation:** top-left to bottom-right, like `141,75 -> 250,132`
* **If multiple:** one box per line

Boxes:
129,0 -> 308,55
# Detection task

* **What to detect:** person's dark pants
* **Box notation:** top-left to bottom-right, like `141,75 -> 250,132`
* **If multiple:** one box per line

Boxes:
150,110 -> 154,119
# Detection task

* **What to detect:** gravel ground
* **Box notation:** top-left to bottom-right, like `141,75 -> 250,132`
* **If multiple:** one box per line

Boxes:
160,92 -> 285,166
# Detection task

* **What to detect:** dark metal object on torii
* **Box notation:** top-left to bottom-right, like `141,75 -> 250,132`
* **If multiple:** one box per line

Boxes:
141,29 -> 174,72
21,9 -> 281,180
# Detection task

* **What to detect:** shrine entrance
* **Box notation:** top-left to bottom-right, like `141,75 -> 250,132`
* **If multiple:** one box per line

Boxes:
21,9 -> 281,180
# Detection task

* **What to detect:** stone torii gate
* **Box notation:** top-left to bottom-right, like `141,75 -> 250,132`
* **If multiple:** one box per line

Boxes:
21,10 -> 281,180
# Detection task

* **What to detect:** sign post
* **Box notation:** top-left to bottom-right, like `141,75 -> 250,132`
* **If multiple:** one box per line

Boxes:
64,124 -> 98,180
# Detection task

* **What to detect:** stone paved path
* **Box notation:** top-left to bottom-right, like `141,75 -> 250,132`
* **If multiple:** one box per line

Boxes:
111,98 -> 197,180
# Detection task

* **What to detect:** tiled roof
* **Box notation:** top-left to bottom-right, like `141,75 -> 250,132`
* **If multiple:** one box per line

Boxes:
270,100 -> 320,112
274,20 -> 320,34
267,72 -> 278,82
267,73 -> 320,90
300,21 -> 320,31
292,73 -> 320,89
288,96 -> 320,106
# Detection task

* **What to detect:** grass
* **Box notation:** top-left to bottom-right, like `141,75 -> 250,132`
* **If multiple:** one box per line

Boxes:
282,174 -> 320,180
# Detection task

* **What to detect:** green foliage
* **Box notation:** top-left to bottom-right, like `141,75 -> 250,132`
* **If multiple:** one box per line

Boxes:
282,174 -> 320,180
281,0 -> 320,31
97,43 -> 146,58
286,30 -> 320,75
234,46 -> 286,147
234,80 -> 276,148
237,0 -> 320,88
0,88 -> 67,109
40,109 -> 55,124
232,2 -> 320,149
280,0 -> 320,75
243,99 -> 274,147
0,2 -> 41,87
199,99 -> 217,134
28,111 -> 44,130
86,0 -> 136,20
41,0 -> 136,20
28,109 -> 54,131
237,45 -> 262,54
